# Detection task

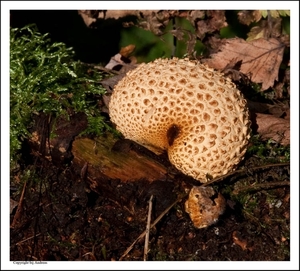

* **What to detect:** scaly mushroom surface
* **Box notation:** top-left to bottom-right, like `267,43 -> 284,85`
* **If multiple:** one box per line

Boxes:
109,58 -> 251,182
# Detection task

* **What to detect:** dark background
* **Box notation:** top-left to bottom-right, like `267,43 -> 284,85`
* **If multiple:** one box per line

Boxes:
10,10 -> 136,64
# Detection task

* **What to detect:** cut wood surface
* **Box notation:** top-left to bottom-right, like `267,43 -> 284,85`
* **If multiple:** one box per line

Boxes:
72,134 -> 168,182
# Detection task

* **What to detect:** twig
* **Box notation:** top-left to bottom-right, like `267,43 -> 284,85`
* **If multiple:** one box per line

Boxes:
11,178 -> 27,228
144,195 -> 153,261
16,233 -> 41,246
82,251 -> 97,261
202,162 -> 290,187
119,162 -> 289,260
94,65 -> 120,75
119,195 -> 184,261
233,180 -> 290,195
86,63 -> 120,75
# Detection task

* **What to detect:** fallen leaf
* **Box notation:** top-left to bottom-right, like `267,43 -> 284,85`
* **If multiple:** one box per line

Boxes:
78,10 -> 99,27
237,10 -> 262,25
247,100 -> 290,118
101,57 -> 137,112
254,113 -> 290,145
247,18 -> 282,41
119,44 -> 136,58
232,231 -> 248,250
206,36 -> 227,54
104,52 -> 136,71
98,10 -> 152,20
170,29 -> 197,57
195,10 -> 227,39
203,37 -> 285,90
104,56 -> 123,71
186,10 -> 205,23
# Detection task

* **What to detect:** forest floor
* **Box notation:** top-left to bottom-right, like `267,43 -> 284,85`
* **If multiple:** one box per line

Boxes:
10,138 -> 290,261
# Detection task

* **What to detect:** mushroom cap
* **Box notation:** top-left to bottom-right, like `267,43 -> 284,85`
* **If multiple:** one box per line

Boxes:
109,58 -> 251,182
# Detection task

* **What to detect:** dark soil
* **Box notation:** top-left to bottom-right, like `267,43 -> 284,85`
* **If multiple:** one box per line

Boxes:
10,144 -> 290,261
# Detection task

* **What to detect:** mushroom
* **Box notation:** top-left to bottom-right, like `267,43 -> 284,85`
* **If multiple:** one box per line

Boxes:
184,186 -> 226,228
109,57 -> 251,182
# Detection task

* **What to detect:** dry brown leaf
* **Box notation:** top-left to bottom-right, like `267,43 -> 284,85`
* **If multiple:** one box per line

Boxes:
79,10 -> 226,41
98,10 -> 155,20
104,54 -> 124,70
247,100 -> 290,118
186,10 -> 205,23
104,48 -> 137,71
203,37 -> 285,90
195,10 -> 227,39
237,10 -> 262,25
78,10 -> 99,27
170,29 -> 197,57
119,44 -> 136,58
247,18 -> 282,41
255,113 -> 290,145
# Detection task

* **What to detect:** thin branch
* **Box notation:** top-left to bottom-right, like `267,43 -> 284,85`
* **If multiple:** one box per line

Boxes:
11,177 -> 27,229
16,233 -> 41,246
202,162 -> 290,187
119,195 -> 184,261
233,180 -> 290,195
87,64 -> 120,75
144,195 -> 153,261
82,251 -> 97,261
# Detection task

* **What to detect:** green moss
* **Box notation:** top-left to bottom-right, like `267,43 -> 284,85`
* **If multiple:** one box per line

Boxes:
10,24 -> 113,165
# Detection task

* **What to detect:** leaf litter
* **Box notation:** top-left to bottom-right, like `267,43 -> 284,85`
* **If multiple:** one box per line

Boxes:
203,37 -> 285,91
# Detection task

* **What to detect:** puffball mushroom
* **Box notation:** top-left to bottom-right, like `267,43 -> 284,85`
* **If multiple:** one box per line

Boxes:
109,58 -> 251,183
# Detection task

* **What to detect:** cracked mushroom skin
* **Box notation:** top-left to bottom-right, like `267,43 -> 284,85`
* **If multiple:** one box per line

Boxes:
109,58 -> 251,182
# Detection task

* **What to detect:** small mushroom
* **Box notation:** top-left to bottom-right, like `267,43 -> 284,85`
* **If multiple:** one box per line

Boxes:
109,58 -> 251,182
184,186 -> 226,229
